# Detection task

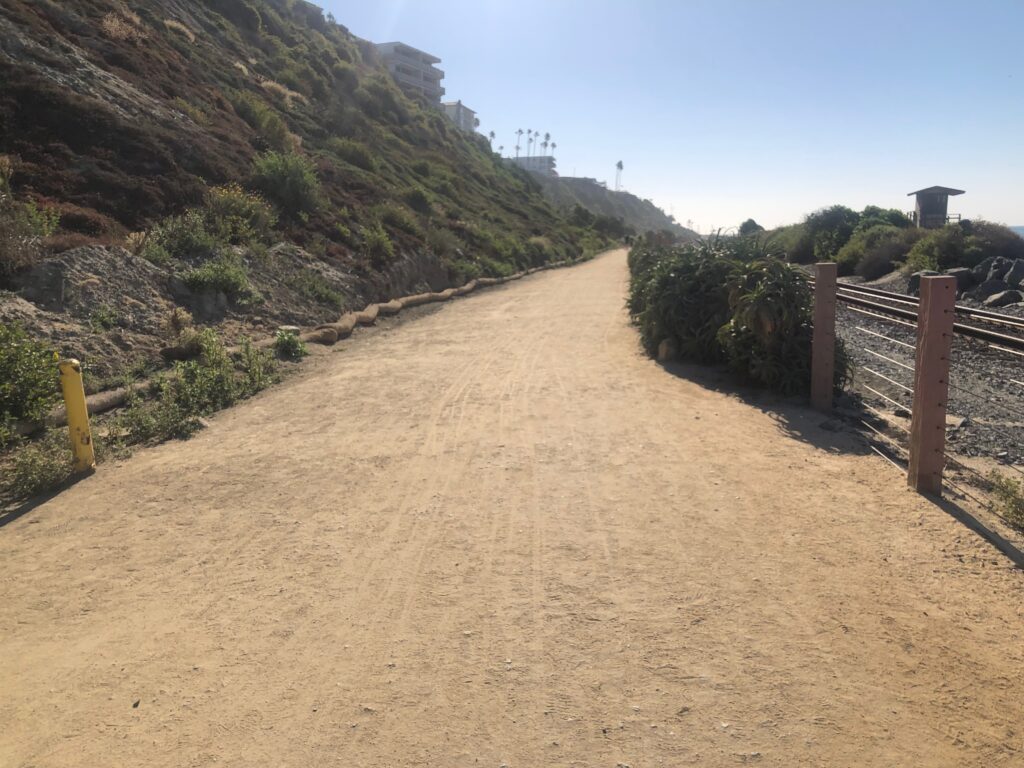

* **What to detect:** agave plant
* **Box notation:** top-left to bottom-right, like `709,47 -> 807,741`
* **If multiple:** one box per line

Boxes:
719,258 -> 850,394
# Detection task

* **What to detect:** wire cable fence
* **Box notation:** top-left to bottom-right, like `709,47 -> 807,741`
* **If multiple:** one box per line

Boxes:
811,267 -> 1024,531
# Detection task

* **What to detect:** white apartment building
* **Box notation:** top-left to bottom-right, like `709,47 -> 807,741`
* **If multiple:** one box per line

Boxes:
442,100 -> 478,132
374,42 -> 445,102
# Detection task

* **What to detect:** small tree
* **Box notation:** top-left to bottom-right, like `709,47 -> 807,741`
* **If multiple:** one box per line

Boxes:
738,218 -> 765,236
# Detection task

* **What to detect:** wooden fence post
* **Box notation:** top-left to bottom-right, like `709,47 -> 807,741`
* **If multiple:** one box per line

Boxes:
908,275 -> 956,495
811,262 -> 837,412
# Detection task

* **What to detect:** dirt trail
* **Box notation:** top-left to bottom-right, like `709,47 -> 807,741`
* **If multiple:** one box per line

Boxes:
2,249 -> 1022,767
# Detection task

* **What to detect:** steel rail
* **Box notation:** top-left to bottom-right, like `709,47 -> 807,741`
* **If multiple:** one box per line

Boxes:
836,282 -> 1024,331
810,276 -> 1024,332
835,291 -> 1024,353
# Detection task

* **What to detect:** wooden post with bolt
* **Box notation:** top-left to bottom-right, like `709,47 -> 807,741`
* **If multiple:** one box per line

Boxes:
810,262 -> 838,412
58,359 -> 96,474
907,275 -> 956,495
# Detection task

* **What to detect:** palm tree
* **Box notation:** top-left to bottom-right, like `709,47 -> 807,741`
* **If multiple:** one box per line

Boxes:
543,132 -> 551,155
488,130 -> 495,147
526,129 -> 533,157
515,129 -> 523,158
498,145 -> 504,156
615,160 -> 624,191
550,141 -> 557,156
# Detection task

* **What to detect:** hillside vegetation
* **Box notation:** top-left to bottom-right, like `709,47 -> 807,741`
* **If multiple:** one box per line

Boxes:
0,0 -> 650,387
536,175 -> 695,240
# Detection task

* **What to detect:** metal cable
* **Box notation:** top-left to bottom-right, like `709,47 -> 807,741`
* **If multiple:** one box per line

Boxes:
861,366 -> 914,393
853,326 -> 916,350
861,402 -> 910,434
863,348 -> 915,371
861,383 -> 910,410
843,304 -> 919,329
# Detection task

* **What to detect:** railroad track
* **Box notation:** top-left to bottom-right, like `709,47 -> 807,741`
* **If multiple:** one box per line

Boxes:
809,277 -> 1024,355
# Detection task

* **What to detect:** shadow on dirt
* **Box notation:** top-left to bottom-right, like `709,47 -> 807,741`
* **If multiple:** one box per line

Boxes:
655,358 -> 872,456
0,471 -> 94,530
654,357 -> 1024,569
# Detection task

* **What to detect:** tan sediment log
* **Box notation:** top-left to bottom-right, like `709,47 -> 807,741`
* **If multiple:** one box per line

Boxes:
300,326 -> 339,345
355,304 -> 380,325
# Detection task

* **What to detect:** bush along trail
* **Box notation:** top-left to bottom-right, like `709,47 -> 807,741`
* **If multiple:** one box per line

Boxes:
0,253 -> 593,504
627,233 -> 850,395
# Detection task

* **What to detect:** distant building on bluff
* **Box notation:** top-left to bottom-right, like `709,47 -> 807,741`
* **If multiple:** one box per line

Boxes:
442,100 -> 478,132
374,42 -> 445,103
908,186 -> 965,228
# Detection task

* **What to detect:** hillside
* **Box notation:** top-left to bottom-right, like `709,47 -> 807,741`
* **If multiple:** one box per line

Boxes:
536,175 -> 694,238
0,0 -> 616,381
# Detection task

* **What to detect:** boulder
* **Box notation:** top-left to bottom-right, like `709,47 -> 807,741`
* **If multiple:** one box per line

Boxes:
988,257 -> 1012,282
971,256 -> 995,281
975,278 -> 1011,298
943,267 -> 974,291
908,270 -> 940,295
1004,259 -> 1024,288
983,289 -> 1022,308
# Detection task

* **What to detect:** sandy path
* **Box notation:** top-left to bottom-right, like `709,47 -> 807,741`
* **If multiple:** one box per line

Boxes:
2,249 -> 1022,767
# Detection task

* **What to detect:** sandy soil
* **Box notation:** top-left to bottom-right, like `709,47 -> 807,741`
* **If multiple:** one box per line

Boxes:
2,249 -> 1022,767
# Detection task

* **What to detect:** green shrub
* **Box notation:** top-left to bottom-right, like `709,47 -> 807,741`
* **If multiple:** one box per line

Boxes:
628,239 -> 850,395
629,242 -> 738,360
904,221 -> 1024,274
117,330 -> 272,445
231,91 -> 292,151
964,221 -> 1024,263
375,203 -> 421,236
855,205 -> 912,233
173,329 -> 239,414
273,329 -> 307,360
203,183 -> 276,244
987,470 -> 1024,532
239,337 -> 275,393
0,156 -> 59,285
526,236 -> 553,266
326,138 -> 376,171
89,304 -> 122,333
359,222 -> 393,266
834,224 -> 916,277
718,259 -> 849,394
427,227 -> 463,257
772,223 -> 815,264
0,323 -> 58,424
804,205 -> 860,261
6,430 -> 72,498
144,210 -> 219,264
184,254 -> 250,296
289,269 -> 343,308
402,186 -> 433,215
250,151 -> 321,218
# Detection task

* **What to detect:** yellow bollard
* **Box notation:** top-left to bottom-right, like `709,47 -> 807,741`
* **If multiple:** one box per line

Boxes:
58,359 -> 96,473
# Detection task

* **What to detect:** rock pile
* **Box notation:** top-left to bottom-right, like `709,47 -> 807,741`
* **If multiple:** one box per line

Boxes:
910,256 -> 1024,308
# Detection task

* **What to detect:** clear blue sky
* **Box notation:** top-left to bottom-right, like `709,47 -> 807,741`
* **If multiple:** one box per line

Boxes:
322,0 -> 1024,231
